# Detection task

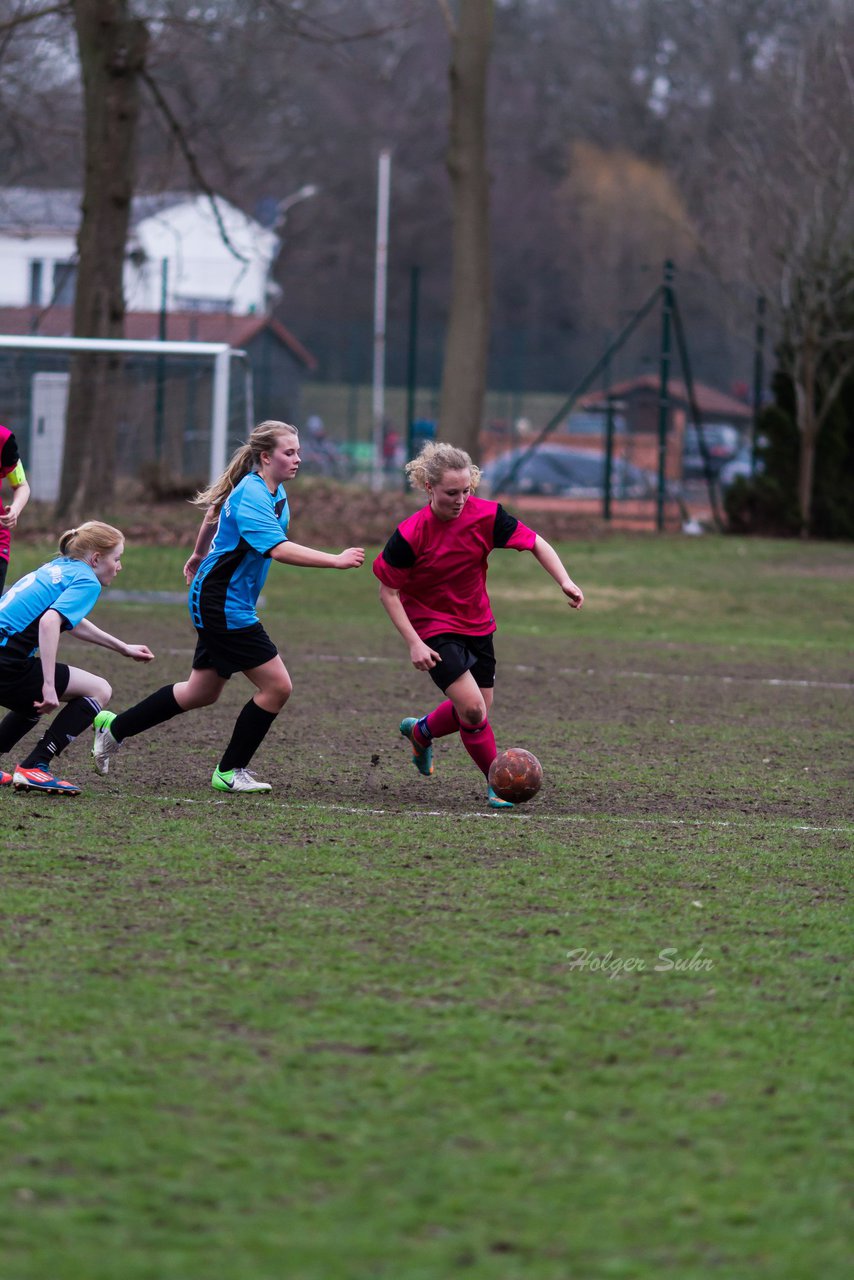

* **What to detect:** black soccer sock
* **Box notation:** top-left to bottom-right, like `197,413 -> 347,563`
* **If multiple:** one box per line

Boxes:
0,709 -> 40,755
218,699 -> 278,773
19,697 -> 102,768
111,685 -> 184,742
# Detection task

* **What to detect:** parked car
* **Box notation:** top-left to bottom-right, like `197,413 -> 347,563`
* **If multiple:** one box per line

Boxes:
482,444 -> 669,500
682,423 -> 741,478
719,445 -> 764,490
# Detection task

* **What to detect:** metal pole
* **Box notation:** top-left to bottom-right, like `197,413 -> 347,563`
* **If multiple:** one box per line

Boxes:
496,283 -> 663,495
603,394 -> 615,522
154,257 -> 168,462
405,263 -> 420,484
751,295 -> 766,474
210,347 -> 231,484
656,260 -> 675,532
371,148 -> 391,492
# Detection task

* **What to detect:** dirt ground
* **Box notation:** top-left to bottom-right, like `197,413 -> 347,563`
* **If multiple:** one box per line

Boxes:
41,606 -> 853,835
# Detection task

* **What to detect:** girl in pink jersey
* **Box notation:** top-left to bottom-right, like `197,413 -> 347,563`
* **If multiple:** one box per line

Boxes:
373,442 -> 583,809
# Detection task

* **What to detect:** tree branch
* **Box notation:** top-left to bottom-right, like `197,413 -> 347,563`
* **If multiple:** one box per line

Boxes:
436,0 -> 456,38
0,3 -> 71,35
140,65 -> 249,264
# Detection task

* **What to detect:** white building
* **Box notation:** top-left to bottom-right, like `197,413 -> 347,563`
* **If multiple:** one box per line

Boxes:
0,188 -> 279,316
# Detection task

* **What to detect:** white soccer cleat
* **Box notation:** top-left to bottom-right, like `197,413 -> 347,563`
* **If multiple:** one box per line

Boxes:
211,767 -> 272,793
92,710 -> 122,775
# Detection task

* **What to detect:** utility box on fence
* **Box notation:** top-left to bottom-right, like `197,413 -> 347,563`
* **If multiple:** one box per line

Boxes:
30,371 -> 69,502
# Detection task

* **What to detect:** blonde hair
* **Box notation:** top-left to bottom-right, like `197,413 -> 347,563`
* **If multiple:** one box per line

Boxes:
405,442 -> 481,492
58,521 -> 124,559
193,420 -> 299,516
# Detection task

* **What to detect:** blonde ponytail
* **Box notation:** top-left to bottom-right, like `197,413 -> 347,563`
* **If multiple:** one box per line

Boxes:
193,421 -> 299,516
59,521 -> 124,560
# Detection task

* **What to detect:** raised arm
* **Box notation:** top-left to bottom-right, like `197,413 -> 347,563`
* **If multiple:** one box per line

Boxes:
530,535 -> 584,608
270,541 -> 364,570
378,582 -> 441,670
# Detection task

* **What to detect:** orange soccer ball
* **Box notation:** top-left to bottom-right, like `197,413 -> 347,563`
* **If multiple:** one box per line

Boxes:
488,748 -> 544,804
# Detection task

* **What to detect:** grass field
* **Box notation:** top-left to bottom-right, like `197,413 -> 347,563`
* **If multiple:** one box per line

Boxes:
1,532 -> 851,1279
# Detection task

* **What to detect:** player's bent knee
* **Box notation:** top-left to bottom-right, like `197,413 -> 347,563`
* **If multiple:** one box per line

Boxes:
458,702 -> 487,726
93,678 -> 112,706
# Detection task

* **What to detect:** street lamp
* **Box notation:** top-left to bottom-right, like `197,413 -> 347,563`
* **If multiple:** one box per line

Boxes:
265,184 -> 319,309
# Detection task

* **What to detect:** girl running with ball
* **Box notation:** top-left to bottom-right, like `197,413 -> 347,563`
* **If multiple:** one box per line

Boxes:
0,522 -> 154,795
373,441 -> 583,809
92,420 -> 364,793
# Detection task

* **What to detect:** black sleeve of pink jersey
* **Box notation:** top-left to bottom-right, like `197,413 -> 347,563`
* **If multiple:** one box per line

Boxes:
493,504 -> 521,547
0,432 -> 20,471
380,529 -> 417,568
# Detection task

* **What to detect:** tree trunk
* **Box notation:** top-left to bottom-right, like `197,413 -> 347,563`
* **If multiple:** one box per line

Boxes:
438,0 -> 493,461
57,1 -> 148,521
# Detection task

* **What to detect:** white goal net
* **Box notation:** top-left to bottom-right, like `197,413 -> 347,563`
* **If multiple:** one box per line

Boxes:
0,335 -> 253,500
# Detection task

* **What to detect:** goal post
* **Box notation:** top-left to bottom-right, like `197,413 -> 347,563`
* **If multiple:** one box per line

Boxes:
0,334 -> 253,497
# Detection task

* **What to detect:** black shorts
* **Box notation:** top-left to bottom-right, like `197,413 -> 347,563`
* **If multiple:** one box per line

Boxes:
192,622 -> 278,679
0,658 -> 71,714
426,632 -> 496,693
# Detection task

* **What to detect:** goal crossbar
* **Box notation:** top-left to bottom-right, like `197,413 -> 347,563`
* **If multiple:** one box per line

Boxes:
0,335 -> 250,482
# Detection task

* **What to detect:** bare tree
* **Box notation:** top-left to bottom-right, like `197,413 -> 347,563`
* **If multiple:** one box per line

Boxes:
714,15 -> 854,534
57,0 -> 148,520
436,0 -> 493,458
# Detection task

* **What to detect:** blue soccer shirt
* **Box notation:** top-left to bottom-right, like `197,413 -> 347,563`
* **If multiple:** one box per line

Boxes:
0,557 -> 102,663
189,471 -> 289,631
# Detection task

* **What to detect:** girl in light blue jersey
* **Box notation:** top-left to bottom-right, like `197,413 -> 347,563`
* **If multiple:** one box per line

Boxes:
0,522 -> 154,795
93,421 -> 364,793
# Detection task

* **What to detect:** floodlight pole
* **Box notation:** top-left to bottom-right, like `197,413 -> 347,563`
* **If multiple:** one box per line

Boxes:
371,148 -> 392,493
405,263 -> 421,489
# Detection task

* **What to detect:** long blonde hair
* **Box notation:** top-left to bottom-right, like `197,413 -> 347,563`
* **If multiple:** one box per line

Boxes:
194,420 -> 299,516
58,521 -> 124,559
405,441 -> 481,492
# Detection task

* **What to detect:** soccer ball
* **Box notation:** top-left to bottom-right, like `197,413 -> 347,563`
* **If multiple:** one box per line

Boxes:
488,748 -> 543,803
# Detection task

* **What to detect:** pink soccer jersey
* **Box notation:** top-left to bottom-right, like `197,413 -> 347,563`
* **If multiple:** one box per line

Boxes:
373,495 -> 537,639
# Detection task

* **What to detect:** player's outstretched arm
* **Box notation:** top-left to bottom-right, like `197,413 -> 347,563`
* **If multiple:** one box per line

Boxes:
183,506 -> 218,583
377,583 -> 441,670
69,618 -> 155,662
530,535 -> 584,608
271,541 -> 365,570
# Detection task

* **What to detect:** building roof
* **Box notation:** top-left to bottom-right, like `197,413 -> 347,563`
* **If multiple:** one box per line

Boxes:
0,187 -> 202,236
0,306 -> 317,370
583,375 -> 752,420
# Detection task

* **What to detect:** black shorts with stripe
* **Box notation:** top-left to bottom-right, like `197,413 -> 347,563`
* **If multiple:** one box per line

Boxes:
191,622 -> 278,679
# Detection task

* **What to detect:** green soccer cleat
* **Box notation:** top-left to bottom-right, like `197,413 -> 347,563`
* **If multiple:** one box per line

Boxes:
400,716 -> 433,777
92,709 -> 120,775
211,767 -> 272,793
487,784 -> 515,811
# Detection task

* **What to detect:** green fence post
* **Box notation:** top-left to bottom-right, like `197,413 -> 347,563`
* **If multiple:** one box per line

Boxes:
656,260 -> 675,532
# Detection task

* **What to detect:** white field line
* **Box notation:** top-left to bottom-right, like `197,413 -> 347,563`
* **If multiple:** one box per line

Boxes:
311,653 -> 854,692
161,649 -> 851,690
128,795 -> 853,835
